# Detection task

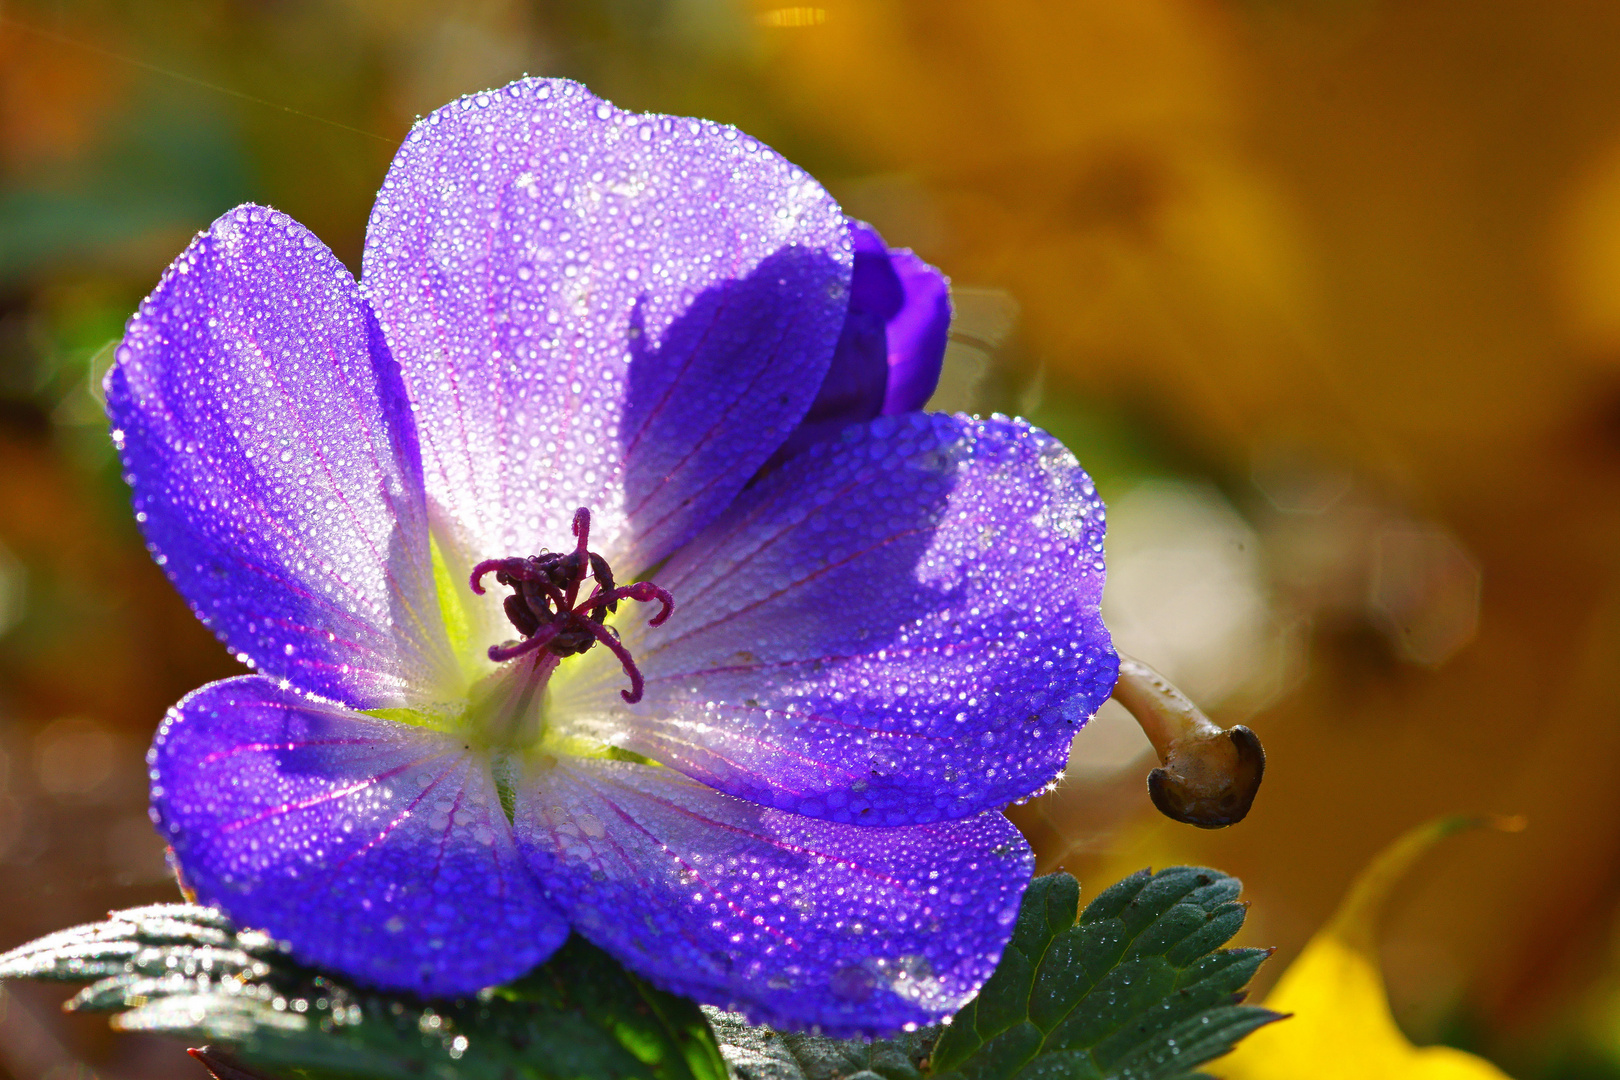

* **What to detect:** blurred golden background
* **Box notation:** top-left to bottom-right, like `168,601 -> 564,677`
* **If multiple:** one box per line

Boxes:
2,1 -> 1619,1076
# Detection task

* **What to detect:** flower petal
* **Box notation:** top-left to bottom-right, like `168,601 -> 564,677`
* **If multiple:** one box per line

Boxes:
552,412 -> 1116,824
880,244 -> 951,414
513,757 -> 1030,1035
773,222 -> 906,460
150,676 -> 565,997
361,79 -> 852,574
776,222 -> 951,461
105,206 -> 454,709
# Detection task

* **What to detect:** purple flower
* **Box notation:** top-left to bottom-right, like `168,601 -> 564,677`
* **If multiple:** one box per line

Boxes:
107,79 -> 1116,1035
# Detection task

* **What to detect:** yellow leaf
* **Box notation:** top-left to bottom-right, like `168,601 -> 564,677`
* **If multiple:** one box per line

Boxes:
1217,816 -> 1522,1080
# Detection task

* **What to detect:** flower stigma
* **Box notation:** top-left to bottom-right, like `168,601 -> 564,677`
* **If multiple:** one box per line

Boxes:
469,507 -> 674,717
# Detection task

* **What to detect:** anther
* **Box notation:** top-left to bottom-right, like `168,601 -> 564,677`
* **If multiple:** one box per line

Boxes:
471,507 -> 674,704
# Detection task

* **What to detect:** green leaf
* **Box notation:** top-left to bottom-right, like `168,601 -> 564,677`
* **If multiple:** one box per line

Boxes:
926,867 -> 1284,1080
704,1007 -> 937,1080
0,903 -> 725,1080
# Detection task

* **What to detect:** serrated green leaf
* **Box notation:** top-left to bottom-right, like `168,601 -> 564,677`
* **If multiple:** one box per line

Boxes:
704,1008 -> 936,1080
0,904 -> 725,1080
927,868 -> 1282,1080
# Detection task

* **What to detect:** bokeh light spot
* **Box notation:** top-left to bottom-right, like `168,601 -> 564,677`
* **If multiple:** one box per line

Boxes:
32,716 -> 116,798
1369,525 -> 1481,668
1100,479 -> 1282,711
0,539 -> 25,638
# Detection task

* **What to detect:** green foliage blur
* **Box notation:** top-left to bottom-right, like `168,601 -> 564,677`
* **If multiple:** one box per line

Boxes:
3,1 -> 1620,1077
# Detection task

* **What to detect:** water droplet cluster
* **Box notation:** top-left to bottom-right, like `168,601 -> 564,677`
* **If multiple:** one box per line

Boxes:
150,679 -> 565,996
361,78 -> 851,576
107,207 -> 455,709
554,412 -> 1116,825
517,757 -> 1030,1035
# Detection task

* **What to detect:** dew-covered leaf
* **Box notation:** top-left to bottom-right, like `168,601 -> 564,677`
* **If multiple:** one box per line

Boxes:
926,868 -> 1283,1080
0,904 -> 725,1080
704,1007 -> 936,1080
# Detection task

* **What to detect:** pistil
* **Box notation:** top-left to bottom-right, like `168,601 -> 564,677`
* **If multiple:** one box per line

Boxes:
470,507 -> 673,704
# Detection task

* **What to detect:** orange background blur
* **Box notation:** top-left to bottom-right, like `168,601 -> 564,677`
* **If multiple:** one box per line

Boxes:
3,2 -> 1619,1077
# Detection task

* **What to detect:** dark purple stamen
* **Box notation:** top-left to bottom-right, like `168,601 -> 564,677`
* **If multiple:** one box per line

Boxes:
470,507 -> 674,703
